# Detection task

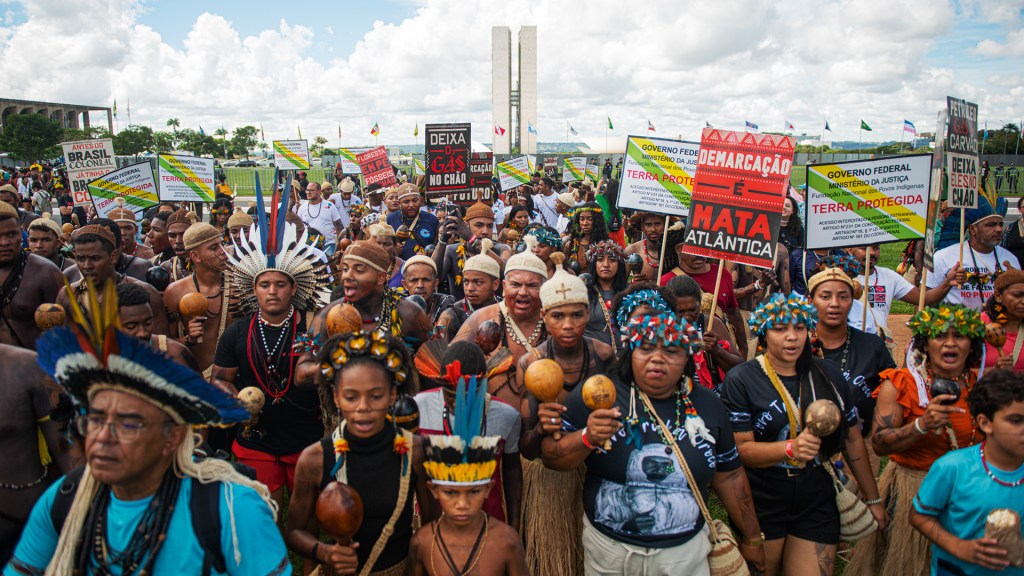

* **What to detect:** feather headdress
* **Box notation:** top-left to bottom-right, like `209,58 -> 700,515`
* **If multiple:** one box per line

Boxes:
36,279 -> 249,426
226,171 -> 332,314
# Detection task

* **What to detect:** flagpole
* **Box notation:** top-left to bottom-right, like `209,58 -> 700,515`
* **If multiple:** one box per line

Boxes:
982,121 -> 988,155
1015,119 -> 1021,157
901,128 -> 906,154
566,121 -> 569,152
859,128 -> 862,157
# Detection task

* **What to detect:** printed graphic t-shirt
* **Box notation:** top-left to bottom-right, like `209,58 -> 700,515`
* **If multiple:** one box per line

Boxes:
561,377 -> 740,549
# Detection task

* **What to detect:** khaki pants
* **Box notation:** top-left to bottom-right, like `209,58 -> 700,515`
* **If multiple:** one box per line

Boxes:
582,517 -> 711,576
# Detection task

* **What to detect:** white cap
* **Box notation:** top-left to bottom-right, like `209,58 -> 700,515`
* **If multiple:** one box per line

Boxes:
505,235 -> 548,280
540,253 -> 588,309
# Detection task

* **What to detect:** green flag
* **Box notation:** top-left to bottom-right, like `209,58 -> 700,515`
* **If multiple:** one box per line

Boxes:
607,116 -> 613,130
860,120 -> 872,131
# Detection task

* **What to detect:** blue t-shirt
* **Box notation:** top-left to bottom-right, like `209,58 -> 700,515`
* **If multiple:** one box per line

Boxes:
913,445 -> 1024,576
4,476 -> 290,576
387,210 -> 439,259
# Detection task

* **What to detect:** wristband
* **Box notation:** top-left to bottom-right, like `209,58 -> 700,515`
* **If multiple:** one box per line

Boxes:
580,427 -> 597,450
753,280 -> 761,291
785,439 -> 794,459
863,497 -> 882,506
743,532 -> 766,547
913,418 -> 927,435
311,542 -> 320,562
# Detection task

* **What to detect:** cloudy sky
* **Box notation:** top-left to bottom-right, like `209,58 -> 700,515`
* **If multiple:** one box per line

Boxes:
0,0 -> 1020,150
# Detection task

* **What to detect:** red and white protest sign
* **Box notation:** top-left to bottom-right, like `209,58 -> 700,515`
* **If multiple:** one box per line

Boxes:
356,146 -> 397,187
680,129 -> 795,268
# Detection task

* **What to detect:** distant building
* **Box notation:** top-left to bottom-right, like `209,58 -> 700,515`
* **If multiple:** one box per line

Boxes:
492,26 -> 537,155
0,97 -> 112,133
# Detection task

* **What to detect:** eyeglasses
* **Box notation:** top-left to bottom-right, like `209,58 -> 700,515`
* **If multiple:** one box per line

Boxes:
75,414 -> 173,443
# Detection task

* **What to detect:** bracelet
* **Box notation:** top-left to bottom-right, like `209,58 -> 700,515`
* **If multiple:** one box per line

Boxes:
580,427 -> 597,450
311,542 -> 320,562
743,532 -> 766,547
863,497 -> 882,506
785,439 -> 794,459
913,418 -> 927,435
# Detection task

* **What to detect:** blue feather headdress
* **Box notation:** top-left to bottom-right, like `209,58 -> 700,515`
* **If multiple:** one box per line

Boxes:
36,280 -> 249,426
421,371 -> 501,486
226,170 -> 332,314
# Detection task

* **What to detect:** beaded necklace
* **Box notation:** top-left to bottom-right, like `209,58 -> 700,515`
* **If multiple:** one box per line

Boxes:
980,441 -> 1024,488
246,307 -> 298,402
431,512 -> 489,576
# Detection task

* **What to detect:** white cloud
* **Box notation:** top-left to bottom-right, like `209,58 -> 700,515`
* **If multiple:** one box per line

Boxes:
0,0 -> 1018,147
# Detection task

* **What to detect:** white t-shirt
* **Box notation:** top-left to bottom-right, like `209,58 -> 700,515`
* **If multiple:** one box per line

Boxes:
848,299 -> 878,335
414,389 -> 521,453
856,266 -> 914,332
297,200 -> 341,245
928,243 -> 1020,309
532,193 -> 563,232
331,195 -> 362,227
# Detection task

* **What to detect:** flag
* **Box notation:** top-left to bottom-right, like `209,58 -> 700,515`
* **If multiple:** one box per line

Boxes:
568,123 -> 578,136
860,120 -> 872,131
607,117 -> 613,130
413,124 -> 419,137
494,124 -> 506,136
261,124 -> 265,141
647,120 -> 656,132
126,97 -> 131,122
705,121 -> 713,128
112,99 -> 117,118
745,121 -> 759,131
528,123 -> 537,135
984,122 -> 989,138
785,120 -> 795,131
825,120 -> 832,132
371,123 -> 380,136
199,126 -> 205,136
338,125 -> 342,139
298,126 -> 302,139
903,120 -> 916,134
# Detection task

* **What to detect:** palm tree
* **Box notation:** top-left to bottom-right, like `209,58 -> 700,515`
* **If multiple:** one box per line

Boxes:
166,118 -> 180,131
214,127 -> 229,158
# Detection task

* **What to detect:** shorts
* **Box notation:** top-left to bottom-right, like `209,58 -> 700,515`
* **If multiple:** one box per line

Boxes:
747,465 -> 839,544
232,441 -> 301,493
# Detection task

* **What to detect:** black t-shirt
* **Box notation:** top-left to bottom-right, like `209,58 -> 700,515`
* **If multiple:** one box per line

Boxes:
214,311 -> 322,455
562,376 -> 740,548
720,359 -> 859,472
820,328 -> 895,434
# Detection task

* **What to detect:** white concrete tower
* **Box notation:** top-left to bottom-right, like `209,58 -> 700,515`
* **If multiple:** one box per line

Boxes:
517,26 -> 537,155
491,26 -> 512,154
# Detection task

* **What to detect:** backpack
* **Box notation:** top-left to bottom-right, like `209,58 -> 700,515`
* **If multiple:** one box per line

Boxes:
50,467 -> 227,576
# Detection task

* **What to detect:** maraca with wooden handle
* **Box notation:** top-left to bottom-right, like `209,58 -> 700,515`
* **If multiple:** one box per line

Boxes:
986,322 -> 1008,358
804,399 -> 842,437
179,292 -> 209,344
582,375 -> 617,450
524,359 -> 565,440
316,481 -> 364,548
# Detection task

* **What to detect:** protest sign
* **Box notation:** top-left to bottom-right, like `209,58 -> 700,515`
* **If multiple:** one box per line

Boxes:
804,154 -> 931,250
527,155 -> 537,174
618,136 -> 699,217
544,157 -> 557,172
497,156 -> 531,191
62,138 -> 116,206
425,123 -> 471,193
467,152 -> 494,203
923,110 -> 947,272
948,153 -> 979,208
562,157 -> 586,182
338,148 -> 368,173
413,157 -> 425,176
158,154 -> 215,203
273,140 -> 310,170
356,147 -> 397,187
585,162 -> 599,183
88,162 -> 159,219
680,129 -> 795,268
945,97 -> 980,209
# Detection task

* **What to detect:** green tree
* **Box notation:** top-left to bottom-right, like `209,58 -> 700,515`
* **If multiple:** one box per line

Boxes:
311,136 -> 328,158
153,131 -> 175,153
0,114 -> 63,161
112,125 -> 155,157
166,118 -> 180,131
61,126 -> 112,142
230,126 -> 259,159
177,129 -> 221,158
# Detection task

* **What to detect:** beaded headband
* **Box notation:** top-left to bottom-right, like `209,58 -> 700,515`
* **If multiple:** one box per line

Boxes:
907,304 -> 986,340
817,253 -> 862,277
526,227 -> 562,249
615,289 -> 671,339
748,292 -> 818,337
626,313 -> 701,352
586,239 -> 625,263
320,331 -> 408,385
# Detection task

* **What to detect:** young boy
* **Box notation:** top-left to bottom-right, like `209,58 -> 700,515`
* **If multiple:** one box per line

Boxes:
408,372 -> 528,575
910,369 -> 1024,575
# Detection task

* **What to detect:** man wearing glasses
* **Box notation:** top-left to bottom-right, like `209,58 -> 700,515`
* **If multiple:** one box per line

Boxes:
5,280 -> 288,576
